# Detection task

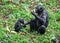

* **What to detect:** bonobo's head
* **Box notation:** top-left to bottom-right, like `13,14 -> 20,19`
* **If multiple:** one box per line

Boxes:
18,18 -> 24,24
36,5 -> 44,13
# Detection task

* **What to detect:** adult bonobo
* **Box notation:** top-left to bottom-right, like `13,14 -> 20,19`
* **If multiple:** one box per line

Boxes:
30,5 -> 49,34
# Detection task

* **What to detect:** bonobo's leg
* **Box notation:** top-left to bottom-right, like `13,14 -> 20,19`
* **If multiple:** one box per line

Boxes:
30,19 -> 36,32
37,25 -> 46,34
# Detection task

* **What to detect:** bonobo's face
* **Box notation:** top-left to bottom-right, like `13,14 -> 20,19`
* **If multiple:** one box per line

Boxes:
36,5 -> 44,13
18,18 -> 24,23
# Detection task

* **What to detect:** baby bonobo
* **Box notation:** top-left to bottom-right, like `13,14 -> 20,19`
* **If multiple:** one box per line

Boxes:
14,18 -> 26,32
30,5 -> 49,34
14,5 -> 49,34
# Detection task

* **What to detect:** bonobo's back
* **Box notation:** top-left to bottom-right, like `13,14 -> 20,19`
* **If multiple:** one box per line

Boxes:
43,10 -> 49,27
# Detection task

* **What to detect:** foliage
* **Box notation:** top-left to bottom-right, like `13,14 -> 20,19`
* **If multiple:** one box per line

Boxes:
0,0 -> 60,43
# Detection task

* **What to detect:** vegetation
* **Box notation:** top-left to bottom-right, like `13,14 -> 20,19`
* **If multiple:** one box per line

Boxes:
0,0 -> 60,43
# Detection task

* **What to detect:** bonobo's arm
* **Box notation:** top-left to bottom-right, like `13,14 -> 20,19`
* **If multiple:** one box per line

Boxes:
31,11 -> 46,25
20,19 -> 35,28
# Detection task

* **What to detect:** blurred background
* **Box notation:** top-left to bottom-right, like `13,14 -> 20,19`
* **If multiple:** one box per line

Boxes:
0,0 -> 60,43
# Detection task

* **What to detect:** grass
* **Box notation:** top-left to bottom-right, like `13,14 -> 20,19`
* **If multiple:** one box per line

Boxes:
0,0 -> 60,43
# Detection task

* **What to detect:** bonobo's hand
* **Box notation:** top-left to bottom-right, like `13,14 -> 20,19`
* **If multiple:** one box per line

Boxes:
31,10 -> 38,19
31,10 -> 37,16
31,10 -> 34,14
31,11 -> 35,15
31,10 -> 36,14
